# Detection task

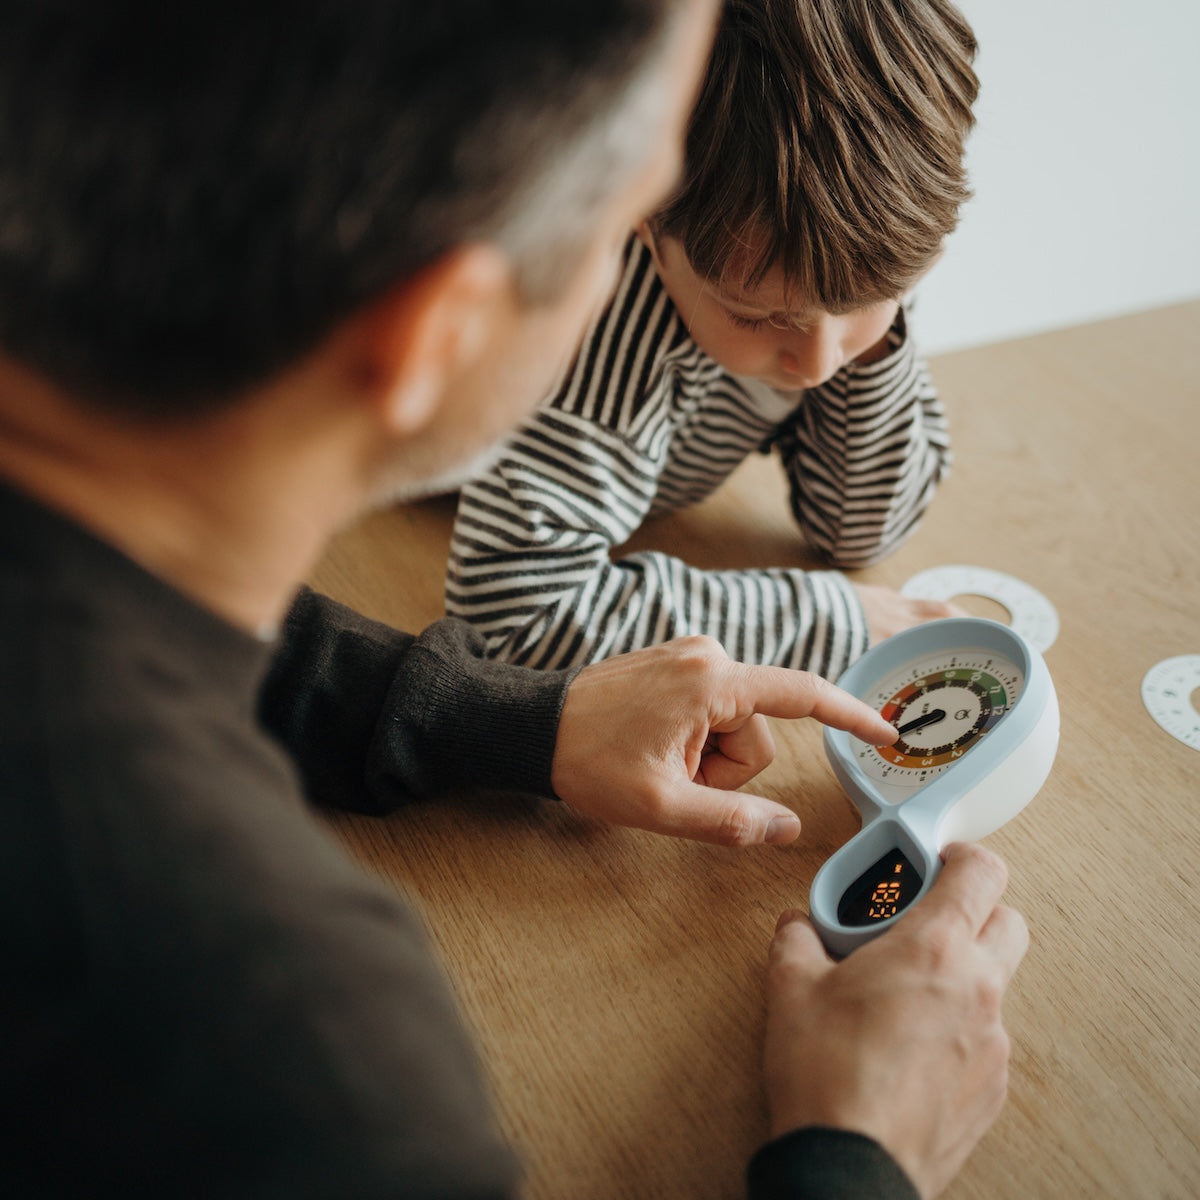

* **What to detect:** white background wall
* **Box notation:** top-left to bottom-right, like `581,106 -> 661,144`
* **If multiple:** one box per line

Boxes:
913,0 -> 1200,354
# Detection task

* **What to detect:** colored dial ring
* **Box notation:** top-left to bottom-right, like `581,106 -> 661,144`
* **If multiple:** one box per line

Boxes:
872,668 -> 1011,769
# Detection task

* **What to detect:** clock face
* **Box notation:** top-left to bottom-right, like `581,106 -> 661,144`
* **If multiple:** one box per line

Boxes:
854,650 -> 1025,789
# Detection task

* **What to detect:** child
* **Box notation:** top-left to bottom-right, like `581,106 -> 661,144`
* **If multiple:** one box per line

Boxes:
446,0 -> 978,679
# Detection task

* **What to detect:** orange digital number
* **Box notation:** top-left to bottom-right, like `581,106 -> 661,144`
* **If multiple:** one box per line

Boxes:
868,880 -> 902,920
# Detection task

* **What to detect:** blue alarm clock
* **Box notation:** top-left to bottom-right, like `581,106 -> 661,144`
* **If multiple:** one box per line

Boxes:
810,618 -> 1059,957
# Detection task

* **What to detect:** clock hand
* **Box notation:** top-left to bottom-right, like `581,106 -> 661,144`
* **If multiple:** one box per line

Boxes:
896,708 -> 947,737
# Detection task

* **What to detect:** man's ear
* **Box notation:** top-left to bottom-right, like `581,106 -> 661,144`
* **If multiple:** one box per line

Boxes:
348,244 -> 514,437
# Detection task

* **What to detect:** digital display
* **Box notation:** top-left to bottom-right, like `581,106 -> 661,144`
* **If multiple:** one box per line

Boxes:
837,848 -> 923,927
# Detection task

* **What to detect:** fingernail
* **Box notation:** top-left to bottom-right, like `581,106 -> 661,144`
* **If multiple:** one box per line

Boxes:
765,815 -> 801,844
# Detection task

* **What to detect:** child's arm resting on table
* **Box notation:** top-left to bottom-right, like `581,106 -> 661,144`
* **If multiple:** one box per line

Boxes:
776,308 -> 951,570
447,409 -> 868,678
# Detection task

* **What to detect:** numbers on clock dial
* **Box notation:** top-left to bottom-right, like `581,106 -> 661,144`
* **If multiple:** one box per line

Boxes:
855,653 -> 1024,787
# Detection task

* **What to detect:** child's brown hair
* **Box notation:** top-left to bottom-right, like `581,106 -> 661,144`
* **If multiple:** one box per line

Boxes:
654,0 -> 979,311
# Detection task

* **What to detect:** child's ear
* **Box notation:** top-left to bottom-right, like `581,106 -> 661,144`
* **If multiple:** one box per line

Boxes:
636,220 -> 671,275
347,244 -> 514,437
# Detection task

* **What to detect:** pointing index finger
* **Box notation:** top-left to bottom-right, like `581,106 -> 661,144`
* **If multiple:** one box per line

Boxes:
728,662 -> 897,746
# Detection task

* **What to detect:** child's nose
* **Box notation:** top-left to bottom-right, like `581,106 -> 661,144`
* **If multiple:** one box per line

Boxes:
778,324 -> 844,387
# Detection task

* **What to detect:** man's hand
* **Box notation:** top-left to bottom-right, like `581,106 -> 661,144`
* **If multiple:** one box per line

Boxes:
854,582 -> 965,646
550,635 -> 896,845
761,843 -> 1029,1199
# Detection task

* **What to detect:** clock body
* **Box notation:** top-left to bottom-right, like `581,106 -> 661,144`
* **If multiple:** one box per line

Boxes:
811,618 -> 1058,956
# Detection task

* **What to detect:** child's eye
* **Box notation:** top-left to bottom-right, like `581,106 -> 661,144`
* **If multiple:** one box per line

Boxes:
727,310 -> 767,331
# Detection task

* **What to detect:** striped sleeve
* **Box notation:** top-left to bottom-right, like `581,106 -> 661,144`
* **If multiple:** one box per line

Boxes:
446,407 -> 868,676
777,309 -> 951,568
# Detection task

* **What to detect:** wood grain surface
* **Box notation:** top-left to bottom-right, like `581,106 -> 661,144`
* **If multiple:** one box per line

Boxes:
310,299 -> 1200,1200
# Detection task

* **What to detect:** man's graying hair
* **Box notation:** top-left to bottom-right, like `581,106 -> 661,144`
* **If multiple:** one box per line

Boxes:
0,0 -> 687,415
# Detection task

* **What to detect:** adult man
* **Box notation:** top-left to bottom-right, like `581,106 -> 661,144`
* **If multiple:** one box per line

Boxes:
0,3 -> 1027,1197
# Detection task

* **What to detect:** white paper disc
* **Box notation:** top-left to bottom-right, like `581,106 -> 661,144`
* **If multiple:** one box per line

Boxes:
1141,656 -> 1200,751
901,565 -> 1060,652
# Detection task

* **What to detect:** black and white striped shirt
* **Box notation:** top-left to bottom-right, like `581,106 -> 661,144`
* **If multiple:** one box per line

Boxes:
447,238 -> 950,679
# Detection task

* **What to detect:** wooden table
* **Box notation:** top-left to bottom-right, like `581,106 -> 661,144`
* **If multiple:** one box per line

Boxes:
311,299 -> 1200,1199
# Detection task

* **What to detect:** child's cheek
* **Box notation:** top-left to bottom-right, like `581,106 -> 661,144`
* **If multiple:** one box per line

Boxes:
691,321 -> 770,377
